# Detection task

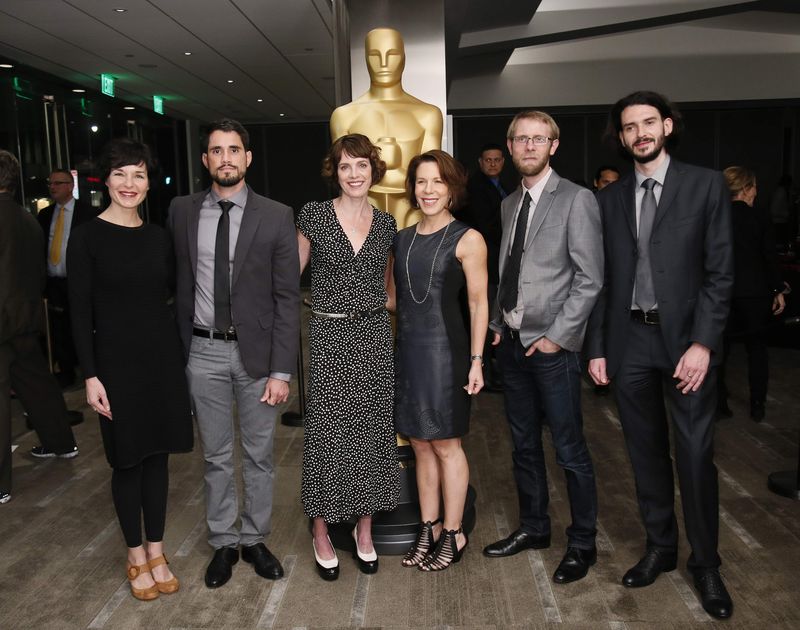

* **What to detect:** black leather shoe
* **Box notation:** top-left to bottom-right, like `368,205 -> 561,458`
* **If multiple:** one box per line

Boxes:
693,568 -> 733,619
483,529 -> 550,557
552,546 -> 596,583
205,547 -> 239,588
750,401 -> 765,422
241,543 -> 284,580
622,549 -> 677,587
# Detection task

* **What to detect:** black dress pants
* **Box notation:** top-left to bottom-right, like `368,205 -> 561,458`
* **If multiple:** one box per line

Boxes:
718,296 -> 772,405
0,333 -> 77,491
45,277 -> 77,381
614,320 -> 720,570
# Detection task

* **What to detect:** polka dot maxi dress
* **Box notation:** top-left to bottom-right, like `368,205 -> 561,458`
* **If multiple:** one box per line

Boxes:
296,200 -> 400,523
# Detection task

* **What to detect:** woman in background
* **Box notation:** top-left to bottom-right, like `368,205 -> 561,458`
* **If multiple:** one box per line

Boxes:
296,134 -> 399,581
68,138 -> 193,600
393,150 -> 488,571
717,166 -> 785,421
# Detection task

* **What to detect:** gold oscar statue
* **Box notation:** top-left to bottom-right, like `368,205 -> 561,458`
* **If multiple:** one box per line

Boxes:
330,27 -> 444,228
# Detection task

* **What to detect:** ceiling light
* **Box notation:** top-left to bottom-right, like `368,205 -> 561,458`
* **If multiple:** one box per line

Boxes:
257,98 -> 263,103
124,106 -> 135,110
279,113 -> 285,117
91,125 -> 99,132
0,63 -> 13,69
227,79 -> 234,84
72,88 -> 85,93
114,8 -> 127,13
184,51 -> 192,56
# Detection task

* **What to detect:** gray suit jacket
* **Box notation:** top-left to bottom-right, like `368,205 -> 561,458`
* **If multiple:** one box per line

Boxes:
489,170 -> 603,352
167,185 -> 300,379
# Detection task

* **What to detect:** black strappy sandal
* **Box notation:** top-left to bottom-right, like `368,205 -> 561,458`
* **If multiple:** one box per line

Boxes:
418,525 -> 468,572
401,518 -> 442,567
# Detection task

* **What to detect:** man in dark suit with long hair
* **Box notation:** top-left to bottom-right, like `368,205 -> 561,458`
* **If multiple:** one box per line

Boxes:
168,119 -> 300,589
586,91 -> 734,619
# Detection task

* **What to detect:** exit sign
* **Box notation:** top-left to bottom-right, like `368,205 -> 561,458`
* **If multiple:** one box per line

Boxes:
100,74 -> 115,97
153,95 -> 164,115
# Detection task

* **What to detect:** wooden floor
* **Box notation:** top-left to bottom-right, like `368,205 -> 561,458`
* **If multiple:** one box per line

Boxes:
1,343 -> 799,629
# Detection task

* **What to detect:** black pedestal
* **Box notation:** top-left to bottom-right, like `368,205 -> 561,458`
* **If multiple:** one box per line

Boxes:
768,470 -> 800,500
329,445 -> 477,555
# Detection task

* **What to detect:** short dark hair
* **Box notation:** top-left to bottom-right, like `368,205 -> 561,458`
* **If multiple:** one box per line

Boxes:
594,164 -> 620,181
479,142 -> 505,157
406,150 -> 468,211
321,134 -> 387,191
203,118 -> 250,152
0,150 -> 21,192
99,138 -> 156,182
49,168 -> 72,180
606,90 -> 683,152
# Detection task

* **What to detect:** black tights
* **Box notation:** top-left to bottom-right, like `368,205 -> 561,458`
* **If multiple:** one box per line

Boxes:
111,453 -> 169,548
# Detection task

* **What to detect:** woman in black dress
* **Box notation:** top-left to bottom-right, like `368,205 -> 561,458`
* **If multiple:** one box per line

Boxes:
717,166 -> 785,421
393,150 -> 488,571
68,139 -> 193,601
296,134 -> 399,580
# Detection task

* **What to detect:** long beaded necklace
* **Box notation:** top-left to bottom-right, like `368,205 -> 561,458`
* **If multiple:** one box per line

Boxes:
405,216 -> 453,304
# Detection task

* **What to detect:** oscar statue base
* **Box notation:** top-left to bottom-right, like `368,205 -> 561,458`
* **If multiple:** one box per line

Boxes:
328,445 -> 477,555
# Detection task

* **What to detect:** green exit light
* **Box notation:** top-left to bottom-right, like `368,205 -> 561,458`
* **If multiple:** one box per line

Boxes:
153,95 -> 164,115
100,73 -> 115,97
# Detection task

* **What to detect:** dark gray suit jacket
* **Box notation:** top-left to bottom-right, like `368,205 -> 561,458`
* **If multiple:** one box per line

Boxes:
167,186 -> 300,379
585,159 -> 734,375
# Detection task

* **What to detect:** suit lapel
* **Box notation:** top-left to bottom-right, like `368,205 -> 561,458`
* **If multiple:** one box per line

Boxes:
524,170 -> 559,249
232,186 -> 262,288
654,159 -> 681,230
498,187 -> 522,278
620,175 -> 637,241
187,190 -> 205,279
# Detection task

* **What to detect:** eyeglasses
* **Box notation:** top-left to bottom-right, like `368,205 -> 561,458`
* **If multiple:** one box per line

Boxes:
511,135 -> 552,146
48,180 -> 72,186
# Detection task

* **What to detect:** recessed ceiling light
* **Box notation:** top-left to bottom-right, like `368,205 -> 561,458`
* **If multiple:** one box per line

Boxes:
0,63 -> 13,69
279,113 -> 285,117
124,106 -> 135,110
72,88 -> 86,93
184,52 -> 192,56
257,98 -> 263,103
91,125 -> 99,132
227,79 -> 234,84
114,8 -> 127,13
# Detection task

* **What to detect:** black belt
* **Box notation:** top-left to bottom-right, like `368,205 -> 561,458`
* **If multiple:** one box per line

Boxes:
311,305 -> 385,320
503,325 -> 521,340
630,309 -> 660,325
192,327 -> 237,341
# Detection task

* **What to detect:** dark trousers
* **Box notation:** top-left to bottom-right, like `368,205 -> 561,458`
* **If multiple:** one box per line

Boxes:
0,333 -> 77,491
614,320 -> 720,569
718,296 -> 772,405
45,277 -> 77,380
111,453 -> 170,548
498,334 -> 597,548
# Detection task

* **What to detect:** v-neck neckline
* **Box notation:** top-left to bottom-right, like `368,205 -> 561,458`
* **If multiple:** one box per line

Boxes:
332,200 -> 374,257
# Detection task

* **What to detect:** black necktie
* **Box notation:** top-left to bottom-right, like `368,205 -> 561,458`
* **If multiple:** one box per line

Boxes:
635,178 -> 657,311
214,200 -> 234,332
499,192 -> 532,313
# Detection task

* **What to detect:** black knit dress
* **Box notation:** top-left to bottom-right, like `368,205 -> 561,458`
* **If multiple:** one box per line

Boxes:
67,218 -> 193,469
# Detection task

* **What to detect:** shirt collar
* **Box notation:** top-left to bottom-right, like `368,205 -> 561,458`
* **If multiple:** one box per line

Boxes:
635,155 -> 670,189
520,166 -> 553,203
209,185 -> 248,210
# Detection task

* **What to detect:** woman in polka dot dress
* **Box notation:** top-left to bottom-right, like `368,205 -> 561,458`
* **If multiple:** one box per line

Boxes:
296,134 -> 399,581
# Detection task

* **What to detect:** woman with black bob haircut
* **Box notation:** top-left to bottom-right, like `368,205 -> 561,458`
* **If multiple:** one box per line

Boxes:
68,137 -> 193,601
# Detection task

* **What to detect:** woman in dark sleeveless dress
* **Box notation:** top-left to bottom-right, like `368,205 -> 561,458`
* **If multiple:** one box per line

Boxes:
393,150 -> 488,571
297,134 -> 399,581
68,139 -> 193,601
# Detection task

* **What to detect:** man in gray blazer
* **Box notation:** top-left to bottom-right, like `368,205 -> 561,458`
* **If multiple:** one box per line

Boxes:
586,92 -> 733,619
482,111 -> 603,584
168,119 -> 300,589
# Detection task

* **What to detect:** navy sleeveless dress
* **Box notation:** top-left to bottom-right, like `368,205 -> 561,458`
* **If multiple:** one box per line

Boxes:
393,219 -> 471,439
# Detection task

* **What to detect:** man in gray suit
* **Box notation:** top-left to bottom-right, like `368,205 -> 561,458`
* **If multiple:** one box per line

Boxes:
482,111 -> 603,584
168,119 -> 300,589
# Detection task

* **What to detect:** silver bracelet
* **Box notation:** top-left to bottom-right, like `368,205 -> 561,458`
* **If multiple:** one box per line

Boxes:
470,354 -> 484,366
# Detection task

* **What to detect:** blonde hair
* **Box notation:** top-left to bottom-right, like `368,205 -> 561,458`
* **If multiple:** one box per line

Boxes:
507,110 -> 560,141
723,166 -> 756,199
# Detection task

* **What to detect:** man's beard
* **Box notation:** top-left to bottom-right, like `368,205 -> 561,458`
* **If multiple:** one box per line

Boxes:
626,135 -> 665,164
512,154 -> 548,178
211,167 -> 245,187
